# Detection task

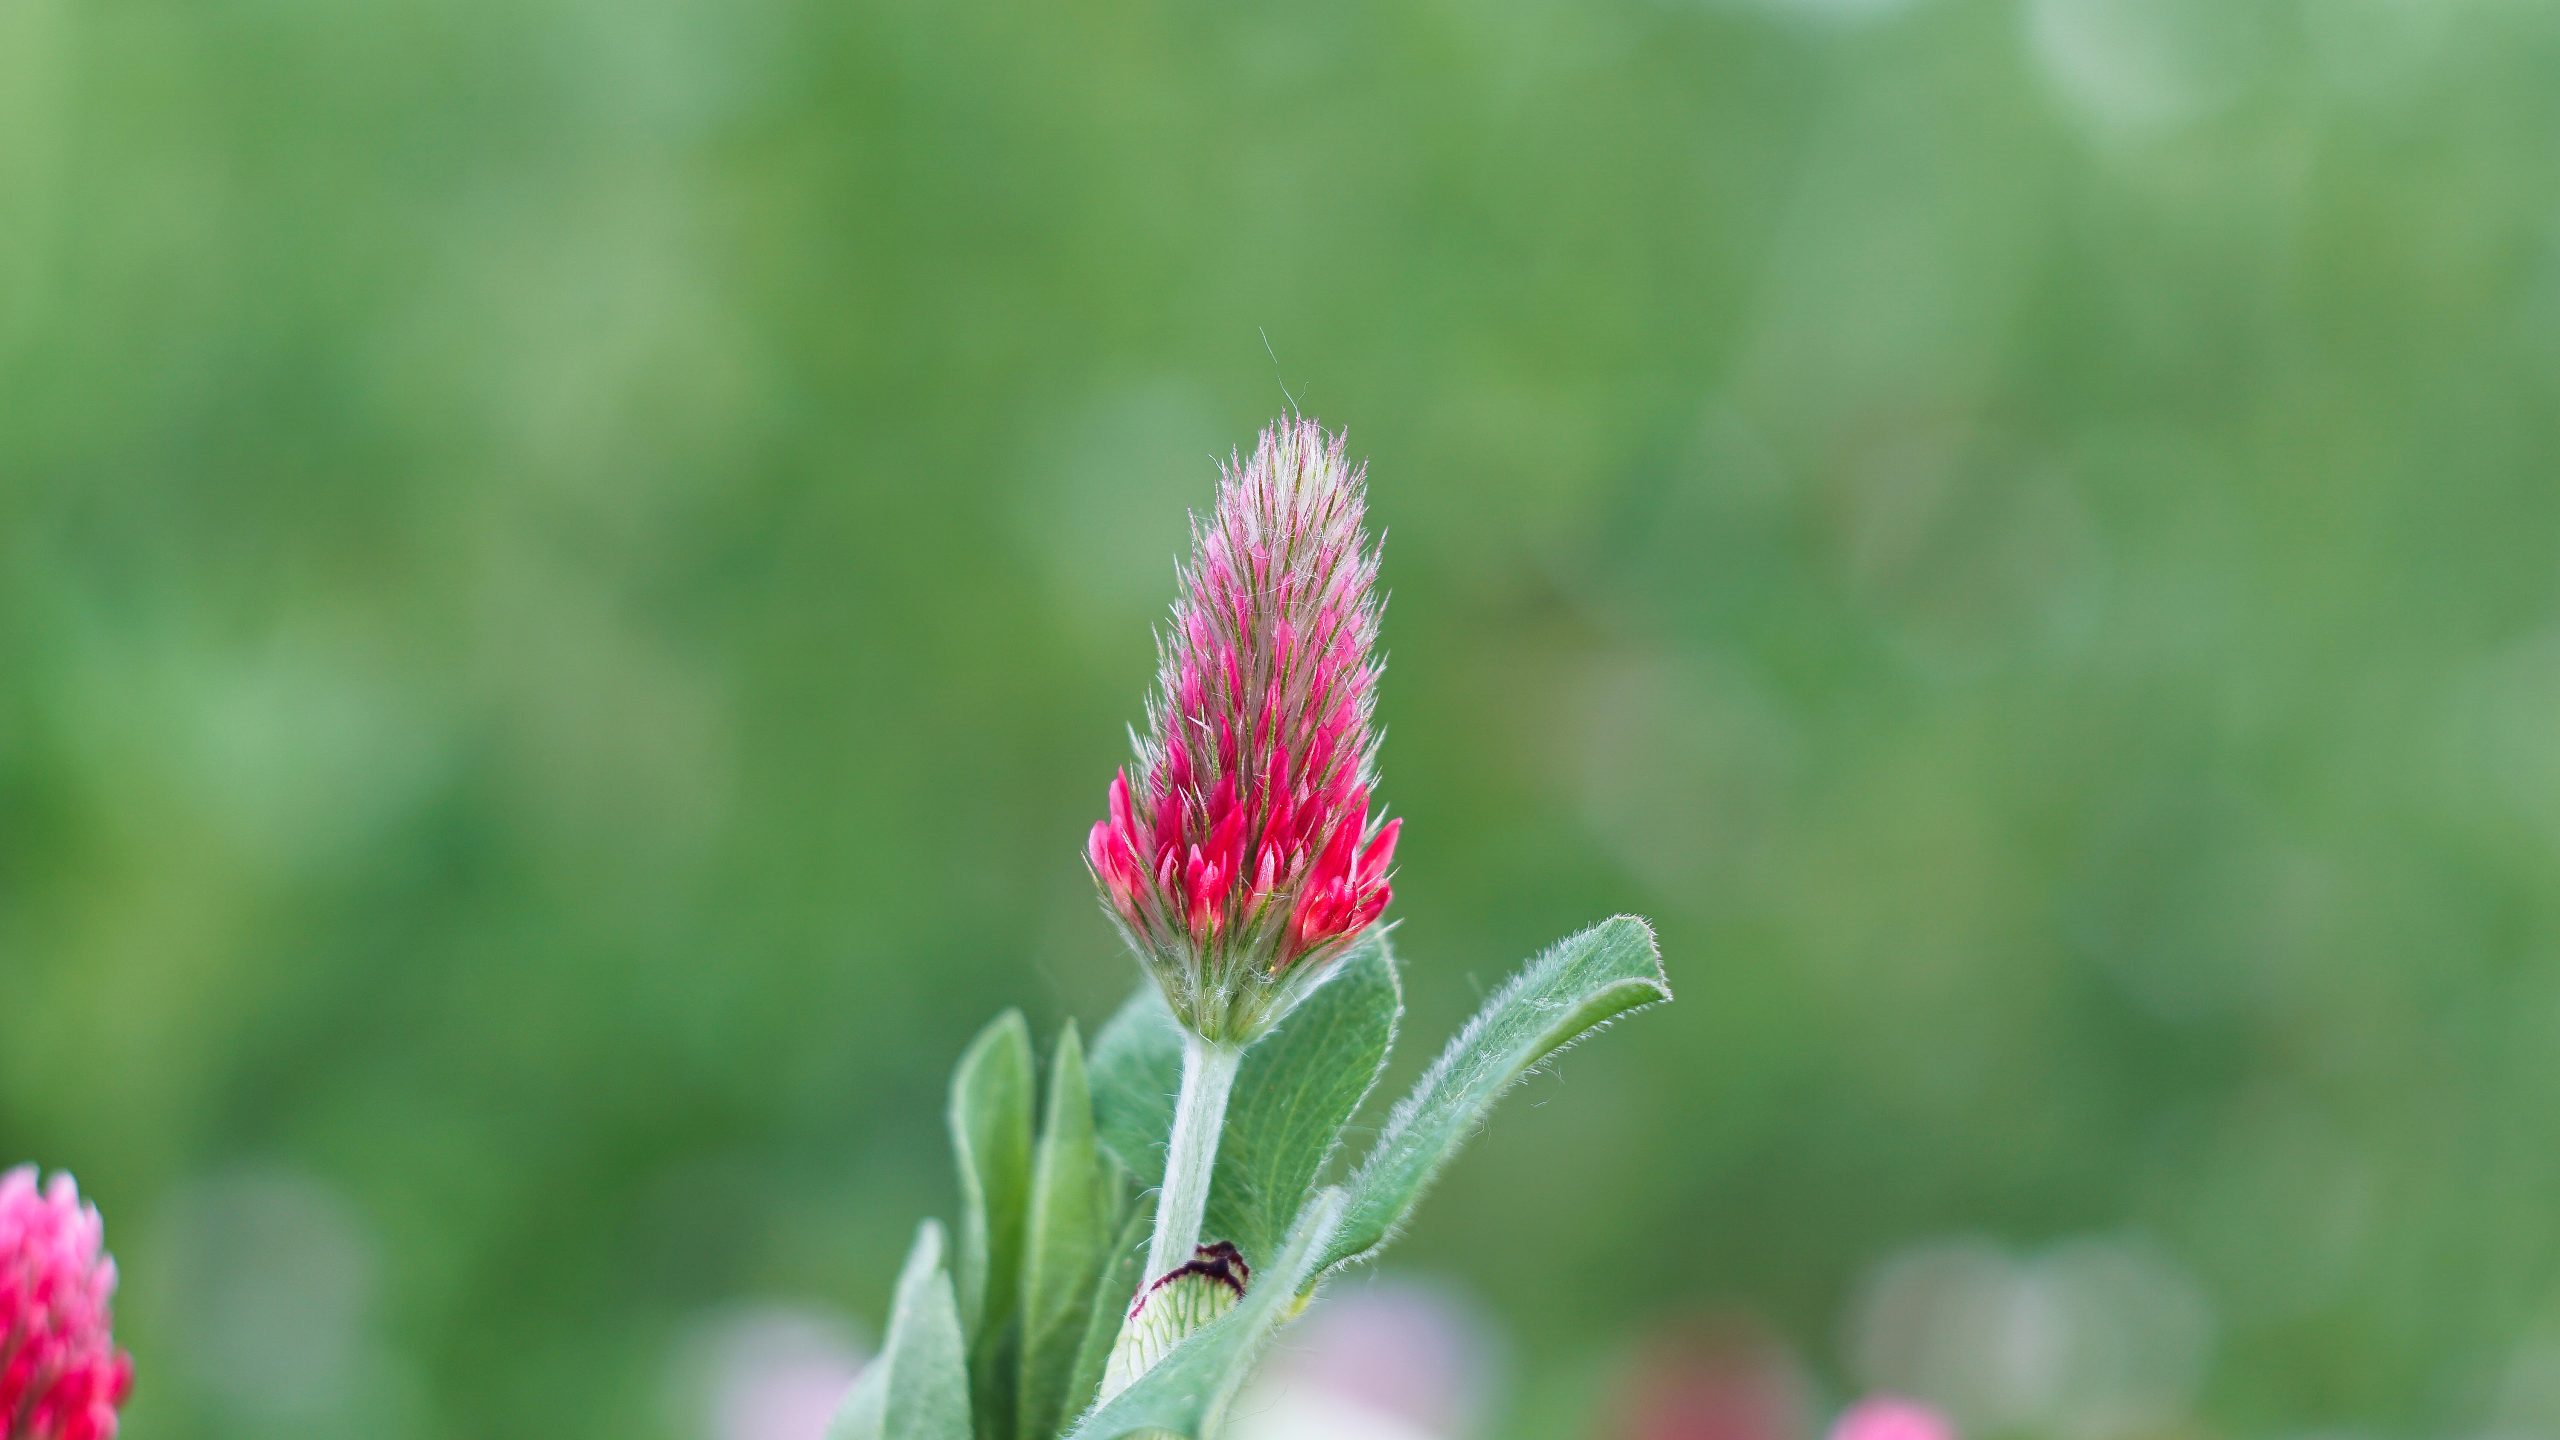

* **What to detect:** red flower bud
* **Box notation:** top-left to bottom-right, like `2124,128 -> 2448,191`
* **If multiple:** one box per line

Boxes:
1087,418 -> 1398,1040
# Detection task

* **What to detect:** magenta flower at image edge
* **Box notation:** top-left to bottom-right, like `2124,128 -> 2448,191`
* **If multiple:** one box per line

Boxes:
1085,416 -> 1399,1044
0,1168 -> 132,1440
1830,1397 -> 1956,1440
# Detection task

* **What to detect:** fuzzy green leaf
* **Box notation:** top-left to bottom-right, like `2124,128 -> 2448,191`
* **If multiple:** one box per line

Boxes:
827,1220 -> 973,1440
1017,1023 -> 1123,1440
1319,915 -> 1669,1274
1064,1196 -> 1154,1428
951,1011 -> 1035,1437
1062,1188 -> 1347,1440
1087,984 -> 1181,1183
1203,935 -> 1399,1269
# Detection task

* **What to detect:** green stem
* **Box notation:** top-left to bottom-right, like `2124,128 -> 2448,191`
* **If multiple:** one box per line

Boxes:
1144,1031 -> 1240,1282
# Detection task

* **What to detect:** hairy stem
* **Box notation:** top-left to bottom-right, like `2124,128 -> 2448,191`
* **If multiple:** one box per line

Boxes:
1145,1031 -> 1240,1282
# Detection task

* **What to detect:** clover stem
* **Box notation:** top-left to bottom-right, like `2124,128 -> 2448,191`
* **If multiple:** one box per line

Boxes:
1146,1031 -> 1241,1282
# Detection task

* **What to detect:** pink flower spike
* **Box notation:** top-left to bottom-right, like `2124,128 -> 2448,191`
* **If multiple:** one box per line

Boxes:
1830,1397 -> 1955,1440
0,1167 -> 132,1440
1085,417 -> 1398,1041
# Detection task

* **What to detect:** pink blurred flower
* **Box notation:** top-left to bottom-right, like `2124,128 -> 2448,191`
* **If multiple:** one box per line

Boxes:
1829,1397 -> 1954,1440
1620,1316 -> 1809,1440
0,1168 -> 132,1440
1088,417 -> 1398,1041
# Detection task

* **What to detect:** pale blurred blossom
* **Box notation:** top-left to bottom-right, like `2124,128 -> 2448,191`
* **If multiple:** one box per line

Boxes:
1848,1234 -> 2212,1438
1233,1280 -> 1500,1440
158,1169 -> 383,1426
2026,0 -> 2263,133
1231,1389 -> 1445,1440
673,1305 -> 868,1440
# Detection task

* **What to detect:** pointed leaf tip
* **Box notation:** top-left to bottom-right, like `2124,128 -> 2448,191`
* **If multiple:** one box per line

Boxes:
827,1221 -> 972,1440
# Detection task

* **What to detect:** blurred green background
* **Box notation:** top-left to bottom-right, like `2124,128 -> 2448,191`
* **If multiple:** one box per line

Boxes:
6,0 -> 2560,1436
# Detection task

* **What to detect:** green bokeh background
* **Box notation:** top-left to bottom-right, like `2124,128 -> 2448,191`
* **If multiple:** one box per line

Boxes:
6,0 -> 2559,1435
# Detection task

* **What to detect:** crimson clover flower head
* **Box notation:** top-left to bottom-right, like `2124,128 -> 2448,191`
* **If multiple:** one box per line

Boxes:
0,1168 -> 132,1440
1087,417 -> 1400,1042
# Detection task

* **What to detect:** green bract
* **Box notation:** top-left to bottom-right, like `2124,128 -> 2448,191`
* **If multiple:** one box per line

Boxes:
831,916 -> 1669,1440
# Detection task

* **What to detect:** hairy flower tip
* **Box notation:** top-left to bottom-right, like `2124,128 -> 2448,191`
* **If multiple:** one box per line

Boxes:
0,1168 -> 132,1440
1086,417 -> 1399,1042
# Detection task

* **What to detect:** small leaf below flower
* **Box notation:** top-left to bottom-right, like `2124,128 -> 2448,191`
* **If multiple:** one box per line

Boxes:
1204,934 -> 1398,1270
1088,988 -> 1182,1183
